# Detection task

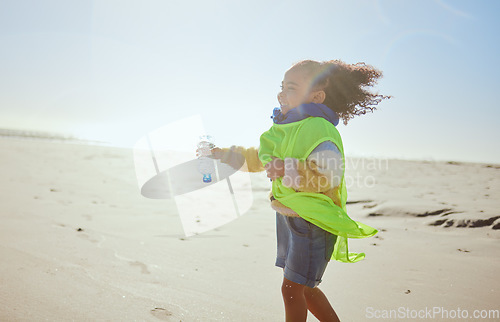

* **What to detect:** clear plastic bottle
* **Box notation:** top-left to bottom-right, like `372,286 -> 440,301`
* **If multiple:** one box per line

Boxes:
197,135 -> 215,183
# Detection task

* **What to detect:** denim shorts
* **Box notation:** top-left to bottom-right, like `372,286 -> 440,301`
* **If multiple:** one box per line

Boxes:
275,213 -> 337,288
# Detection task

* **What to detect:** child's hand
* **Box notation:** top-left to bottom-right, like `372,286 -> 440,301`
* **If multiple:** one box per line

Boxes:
196,147 -> 223,159
210,147 -> 223,159
265,157 -> 285,180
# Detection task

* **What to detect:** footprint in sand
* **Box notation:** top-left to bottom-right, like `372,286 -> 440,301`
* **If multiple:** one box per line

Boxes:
150,307 -> 173,320
129,261 -> 151,274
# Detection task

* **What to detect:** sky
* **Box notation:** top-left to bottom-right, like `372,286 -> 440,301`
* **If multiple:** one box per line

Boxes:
1,0 -> 499,164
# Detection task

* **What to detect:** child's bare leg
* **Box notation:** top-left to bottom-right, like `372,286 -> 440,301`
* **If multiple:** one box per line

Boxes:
281,277 -> 308,322
303,286 -> 340,322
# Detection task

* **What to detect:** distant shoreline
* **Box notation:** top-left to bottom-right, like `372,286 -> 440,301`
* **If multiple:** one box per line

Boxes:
0,128 -> 104,146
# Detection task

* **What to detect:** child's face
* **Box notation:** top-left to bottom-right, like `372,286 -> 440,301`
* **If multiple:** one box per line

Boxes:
277,67 -> 317,115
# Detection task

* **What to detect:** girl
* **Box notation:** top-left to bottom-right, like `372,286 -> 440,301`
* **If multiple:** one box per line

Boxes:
213,59 -> 389,321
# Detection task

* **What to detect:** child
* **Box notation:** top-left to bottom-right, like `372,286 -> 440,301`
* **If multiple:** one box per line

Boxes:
212,59 -> 389,321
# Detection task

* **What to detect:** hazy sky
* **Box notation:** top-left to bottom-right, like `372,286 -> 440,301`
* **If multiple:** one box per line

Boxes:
1,0 -> 499,163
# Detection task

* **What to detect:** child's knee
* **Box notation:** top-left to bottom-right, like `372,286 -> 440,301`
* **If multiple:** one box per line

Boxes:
281,277 -> 306,297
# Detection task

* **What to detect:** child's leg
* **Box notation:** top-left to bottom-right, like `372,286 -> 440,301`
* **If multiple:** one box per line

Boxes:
282,277 -> 340,322
276,214 -> 339,321
281,277 -> 308,322
303,286 -> 340,322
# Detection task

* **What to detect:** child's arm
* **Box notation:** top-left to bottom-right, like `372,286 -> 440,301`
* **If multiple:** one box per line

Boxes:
282,141 -> 343,193
264,157 -> 285,180
211,146 -> 265,173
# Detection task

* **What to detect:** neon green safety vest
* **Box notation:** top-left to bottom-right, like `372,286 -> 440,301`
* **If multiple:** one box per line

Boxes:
259,117 -> 377,263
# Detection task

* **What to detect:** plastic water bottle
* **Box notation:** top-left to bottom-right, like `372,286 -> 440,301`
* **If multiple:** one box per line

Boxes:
197,135 -> 215,183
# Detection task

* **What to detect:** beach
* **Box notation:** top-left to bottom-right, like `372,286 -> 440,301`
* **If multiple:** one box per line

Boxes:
0,136 -> 499,321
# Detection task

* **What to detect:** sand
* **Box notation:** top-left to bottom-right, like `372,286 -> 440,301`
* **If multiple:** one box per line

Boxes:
0,137 -> 499,321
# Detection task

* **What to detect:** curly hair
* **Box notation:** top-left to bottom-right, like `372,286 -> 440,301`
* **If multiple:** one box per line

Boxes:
291,59 -> 391,125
